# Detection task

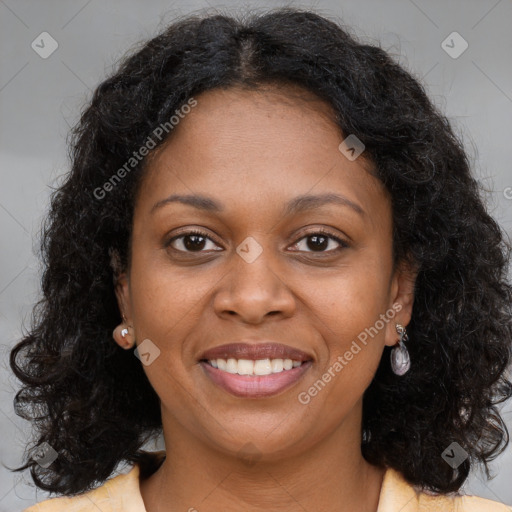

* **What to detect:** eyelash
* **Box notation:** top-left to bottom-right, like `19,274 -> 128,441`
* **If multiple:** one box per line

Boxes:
165,228 -> 349,255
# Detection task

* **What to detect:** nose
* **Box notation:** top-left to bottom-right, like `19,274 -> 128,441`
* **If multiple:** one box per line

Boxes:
212,242 -> 296,324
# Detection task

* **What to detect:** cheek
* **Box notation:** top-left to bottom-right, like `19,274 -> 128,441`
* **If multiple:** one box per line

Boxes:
128,250 -> 179,344
299,279 -> 391,420
130,270 -> 204,343
127,260 -> 205,407
306,255 -> 392,370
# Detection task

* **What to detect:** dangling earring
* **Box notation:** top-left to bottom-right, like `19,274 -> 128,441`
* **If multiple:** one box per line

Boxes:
391,324 -> 410,375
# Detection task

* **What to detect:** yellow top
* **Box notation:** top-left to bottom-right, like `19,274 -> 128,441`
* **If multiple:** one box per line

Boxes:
23,457 -> 511,512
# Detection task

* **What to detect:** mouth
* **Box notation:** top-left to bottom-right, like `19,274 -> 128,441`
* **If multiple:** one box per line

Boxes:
198,342 -> 313,398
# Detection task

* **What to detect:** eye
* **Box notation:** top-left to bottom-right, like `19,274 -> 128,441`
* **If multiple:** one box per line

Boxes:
166,229 -> 222,253
289,229 -> 349,253
165,228 -> 349,254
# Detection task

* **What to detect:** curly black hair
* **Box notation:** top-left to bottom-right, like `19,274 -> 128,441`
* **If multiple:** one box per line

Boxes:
9,6 -> 512,497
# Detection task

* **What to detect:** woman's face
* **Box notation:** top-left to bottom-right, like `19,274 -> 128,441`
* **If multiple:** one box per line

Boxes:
115,85 -> 415,460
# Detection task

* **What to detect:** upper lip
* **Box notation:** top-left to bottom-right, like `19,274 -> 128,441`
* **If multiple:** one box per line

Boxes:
199,342 -> 313,362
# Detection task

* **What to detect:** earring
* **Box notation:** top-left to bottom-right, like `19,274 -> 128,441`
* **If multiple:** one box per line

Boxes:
391,324 -> 410,376
114,315 -> 135,349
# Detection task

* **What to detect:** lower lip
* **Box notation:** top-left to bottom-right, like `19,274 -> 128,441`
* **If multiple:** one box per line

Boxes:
200,361 -> 313,398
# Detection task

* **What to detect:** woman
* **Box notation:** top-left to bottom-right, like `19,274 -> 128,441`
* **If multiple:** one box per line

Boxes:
10,7 -> 512,512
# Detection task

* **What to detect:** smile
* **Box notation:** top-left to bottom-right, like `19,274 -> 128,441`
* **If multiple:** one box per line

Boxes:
206,357 -> 302,375
200,358 -> 313,398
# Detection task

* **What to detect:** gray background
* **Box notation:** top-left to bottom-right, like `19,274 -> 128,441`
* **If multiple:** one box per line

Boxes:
1,0 -> 511,510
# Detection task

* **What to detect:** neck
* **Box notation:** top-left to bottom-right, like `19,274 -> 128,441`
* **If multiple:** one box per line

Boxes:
140,401 -> 385,512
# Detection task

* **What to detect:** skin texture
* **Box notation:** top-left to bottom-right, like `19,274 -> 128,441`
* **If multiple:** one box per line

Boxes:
113,85 -> 417,512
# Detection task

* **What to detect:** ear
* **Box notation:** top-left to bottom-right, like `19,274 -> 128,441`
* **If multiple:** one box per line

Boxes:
109,247 -> 132,321
384,256 -> 418,348
114,272 -> 132,322
112,272 -> 135,349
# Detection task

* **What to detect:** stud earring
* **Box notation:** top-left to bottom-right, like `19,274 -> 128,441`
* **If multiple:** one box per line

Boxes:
391,324 -> 410,376
114,315 -> 135,349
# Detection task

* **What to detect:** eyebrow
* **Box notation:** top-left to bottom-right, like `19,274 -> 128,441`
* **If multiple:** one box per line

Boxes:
150,192 -> 365,217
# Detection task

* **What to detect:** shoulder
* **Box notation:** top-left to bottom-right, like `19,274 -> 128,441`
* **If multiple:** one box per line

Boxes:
378,467 -> 511,512
22,464 -> 145,512
22,450 -> 166,512
418,491 -> 511,512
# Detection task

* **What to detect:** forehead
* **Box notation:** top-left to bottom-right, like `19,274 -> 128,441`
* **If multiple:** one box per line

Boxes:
136,85 -> 389,226
145,84 -> 345,176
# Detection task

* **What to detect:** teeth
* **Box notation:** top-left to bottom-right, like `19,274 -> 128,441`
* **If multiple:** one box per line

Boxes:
207,357 -> 303,376
237,359 -> 254,375
226,358 -> 238,374
253,359 -> 272,375
271,358 -> 284,372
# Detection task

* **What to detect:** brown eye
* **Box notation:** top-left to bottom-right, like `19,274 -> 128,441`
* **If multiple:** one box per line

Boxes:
166,230 -> 222,253
290,230 -> 349,253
